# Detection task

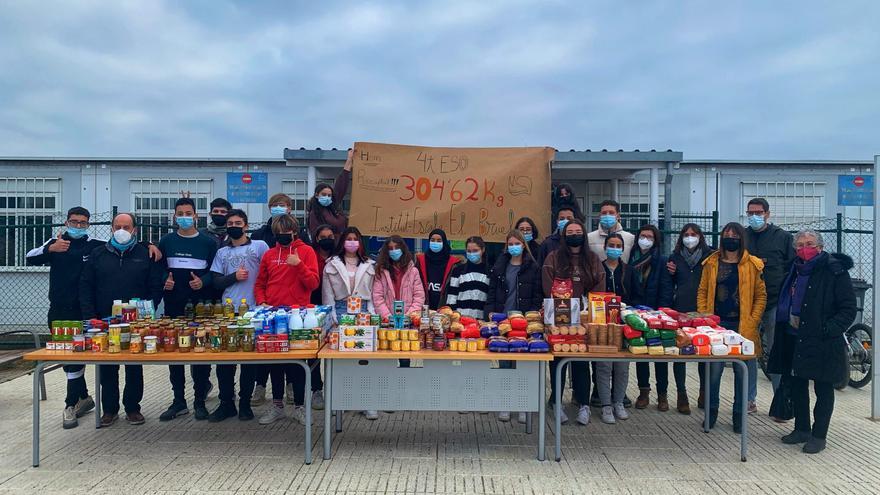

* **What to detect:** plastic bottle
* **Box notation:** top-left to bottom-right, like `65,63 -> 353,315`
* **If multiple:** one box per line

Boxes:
303,304 -> 319,329
238,298 -> 249,317
275,308 -> 289,335
290,306 -> 304,330
184,301 -> 195,320
195,300 -> 205,317
223,298 -> 235,318
213,300 -> 224,316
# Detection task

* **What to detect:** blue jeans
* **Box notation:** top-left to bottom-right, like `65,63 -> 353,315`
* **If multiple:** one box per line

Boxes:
708,321 -> 756,412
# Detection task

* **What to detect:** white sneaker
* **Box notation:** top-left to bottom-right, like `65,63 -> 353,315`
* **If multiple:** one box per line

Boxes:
576,405 -> 591,426
364,410 -> 379,420
73,396 -> 95,417
62,406 -> 78,429
552,405 -> 569,424
601,406 -> 616,424
259,406 -> 286,425
517,412 -> 527,424
498,411 -> 511,422
285,383 -> 295,404
251,385 -> 266,406
291,406 -> 306,425
311,390 -> 325,410
614,402 -> 630,420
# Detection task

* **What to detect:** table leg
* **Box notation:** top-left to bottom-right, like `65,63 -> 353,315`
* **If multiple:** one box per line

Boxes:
703,361 -> 711,433
734,360 -> 749,462
538,360 -> 546,462
554,358 -> 567,462
300,360 -> 312,465
525,410 -> 532,434
95,365 -> 102,429
323,357 -> 332,460
32,361 -> 44,467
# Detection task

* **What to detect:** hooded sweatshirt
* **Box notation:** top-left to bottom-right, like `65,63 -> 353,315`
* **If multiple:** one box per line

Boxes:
254,238 -> 319,307
417,229 -> 459,309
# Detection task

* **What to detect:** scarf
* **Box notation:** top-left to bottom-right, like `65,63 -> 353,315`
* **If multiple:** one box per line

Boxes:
681,247 -> 704,269
630,247 -> 655,284
206,221 -> 227,238
776,251 -> 826,324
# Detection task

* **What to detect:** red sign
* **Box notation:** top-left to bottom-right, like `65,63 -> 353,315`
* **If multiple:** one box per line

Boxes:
853,176 -> 865,187
241,173 -> 253,184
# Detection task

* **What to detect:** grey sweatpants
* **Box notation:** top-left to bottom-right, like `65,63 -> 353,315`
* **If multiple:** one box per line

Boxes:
595,362 -> 629,406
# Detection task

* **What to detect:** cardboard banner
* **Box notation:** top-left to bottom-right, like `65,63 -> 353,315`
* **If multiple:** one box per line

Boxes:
349,142 -> 552,242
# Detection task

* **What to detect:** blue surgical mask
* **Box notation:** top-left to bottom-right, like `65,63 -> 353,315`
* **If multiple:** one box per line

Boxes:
522,232 -> 534,242
508,244 -> 524,257
270,206 -> 287,217
605,247 -> 623,260
429,241 -> 444,253
748,214 -> 765,230
557,219 -> 569,232
317,196 -> 332,207
389,248 -> 403,261
600,215 -> 617,229
66,227 -> 87,239
466,252 -> 481,264
175,216 -> 195,229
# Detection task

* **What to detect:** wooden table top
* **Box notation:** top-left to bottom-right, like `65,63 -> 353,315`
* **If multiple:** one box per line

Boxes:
552,351 -> 756,361
318,348 -> 554,361
23,349 -> 318,363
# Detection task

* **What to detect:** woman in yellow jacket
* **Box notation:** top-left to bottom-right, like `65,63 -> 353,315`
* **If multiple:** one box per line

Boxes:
698,222 -> 766,433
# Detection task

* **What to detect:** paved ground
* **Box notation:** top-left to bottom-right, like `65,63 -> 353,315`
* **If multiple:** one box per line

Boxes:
0,362 -> 878,494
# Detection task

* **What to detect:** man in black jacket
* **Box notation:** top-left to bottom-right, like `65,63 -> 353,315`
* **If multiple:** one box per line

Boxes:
745,198 -> 796,403
27,207 -> 103,429
80,212 -> 164,427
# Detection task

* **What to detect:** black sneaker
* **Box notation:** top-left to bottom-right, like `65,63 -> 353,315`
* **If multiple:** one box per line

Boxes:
622,395 -> 632,408
159,402 -> 189,422
803,437 -> 826,454
194,401 -> 210,421
238,402 -> 255,421
781,430 -> 811,445
208,402 -> 237,423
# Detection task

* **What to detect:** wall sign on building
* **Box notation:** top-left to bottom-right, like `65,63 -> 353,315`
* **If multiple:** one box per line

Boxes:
227,172 -> 268,203
838,175 -> 874,206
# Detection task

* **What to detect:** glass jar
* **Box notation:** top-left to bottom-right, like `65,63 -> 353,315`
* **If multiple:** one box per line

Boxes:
226,325 -> 239,352
163,327 -> 178,352
144,335 -> 158,354
209,326 -> 222,352
129,334 -> 143,354
193,329 -> 207,353
178,327 -> 192,353
240,328 -> 254,352
432,334 -> 447,352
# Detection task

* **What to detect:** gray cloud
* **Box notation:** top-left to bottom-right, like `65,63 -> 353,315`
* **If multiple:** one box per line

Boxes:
0,0 -> 877,160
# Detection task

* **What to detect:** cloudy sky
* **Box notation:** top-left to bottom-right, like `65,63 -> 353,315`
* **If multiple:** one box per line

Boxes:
0,0 -> 877,160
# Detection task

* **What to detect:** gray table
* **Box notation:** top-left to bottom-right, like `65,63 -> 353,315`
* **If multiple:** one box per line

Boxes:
553,352 -> 755,462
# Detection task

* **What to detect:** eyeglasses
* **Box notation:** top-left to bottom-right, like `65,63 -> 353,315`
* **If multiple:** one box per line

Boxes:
67,220 -> 90,228
795,242 -> 818,249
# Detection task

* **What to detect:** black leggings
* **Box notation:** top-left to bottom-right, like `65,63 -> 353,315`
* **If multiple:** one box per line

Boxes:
550,358 -> 590,405
269,364 -> 305,406
791,376 -> 835,440
257,362 -> 322,392
636,362 -> 705,395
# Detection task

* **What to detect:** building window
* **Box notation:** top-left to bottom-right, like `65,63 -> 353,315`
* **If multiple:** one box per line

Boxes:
281,180 -> 309,219
741,181 -> 826,226
0,178 -> 62,266
616,181 -> 664,232
130,178 -> 212,243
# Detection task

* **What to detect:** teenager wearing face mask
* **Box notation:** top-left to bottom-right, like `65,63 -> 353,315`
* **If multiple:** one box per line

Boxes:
208,209 -> 269,422
631,225 -> 674,412
486,230 -> 543,423
252,193 -> 293,248
550,183 -> 586,228
767,230 -> 856,454
307,149 -> 353,236
543,219 -> 605,426
158,198 -> 218,423
323,227 -> 375,322
665,224 -> 714,414
312,225 -> 337,302
698,222 -> 766,433
416,229 -> 460,310
516,217 -> 541,256
443,236 -> 490,320
744,198 -> 796,407
254,214 -> 319,426
200,197 -> 232,247
587,200 -> 635,263
538,206 -> 576,267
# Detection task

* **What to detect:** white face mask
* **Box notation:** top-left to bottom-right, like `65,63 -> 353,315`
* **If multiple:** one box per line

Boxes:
113,228 -> 132,244
638,237 -> 654,250
682,235 -> 699,249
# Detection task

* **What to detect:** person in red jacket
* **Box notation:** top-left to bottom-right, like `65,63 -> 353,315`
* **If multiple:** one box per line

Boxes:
253,214 -> 319,426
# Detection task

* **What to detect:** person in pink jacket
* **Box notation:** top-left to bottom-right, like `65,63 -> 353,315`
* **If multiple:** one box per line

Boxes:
372,235 -> 425,319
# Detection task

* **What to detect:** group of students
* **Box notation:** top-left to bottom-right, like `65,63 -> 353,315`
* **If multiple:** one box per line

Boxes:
31,166 -> 855,454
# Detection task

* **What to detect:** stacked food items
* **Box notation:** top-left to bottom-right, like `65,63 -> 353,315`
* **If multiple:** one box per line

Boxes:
486,311 -> 550,353
621,307 -> 755,356
546,292 -> 624,353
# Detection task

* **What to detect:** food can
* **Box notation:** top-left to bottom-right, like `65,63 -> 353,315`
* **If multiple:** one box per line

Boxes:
411,340 -> 421,351
386,329 -> 399,341
377,329 -> 387,341
466,339 -> 478,352
144,336 -> 158,354
73,335 -> 86,352
378,339 -> 389,350
92,333 -> 107,352
476,338 -> 486,350
407,329 -> 419,341
390,340 -> 402,351
400,340 -> 411,352
449,339 -> 459,352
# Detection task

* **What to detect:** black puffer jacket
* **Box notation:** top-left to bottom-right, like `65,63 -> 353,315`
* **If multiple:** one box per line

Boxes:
485,253 -> 543,313
746,224 -> 795,308
668,247 -> 714,313
767,253 -> 857,383
79,243 -> 165,319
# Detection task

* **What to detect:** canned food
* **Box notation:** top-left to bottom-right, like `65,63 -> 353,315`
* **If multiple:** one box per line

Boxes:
378,339 -> 389,350
449,339 -> 459,352
73,335 -> 86,352
476,338 -> 486,350
400,340 -> 411,352
466,339 -> 478,352
407,329 -> 419,341
386,329 -> 399,341
390,340 -> 402,351
377,329 -> 387,341
411,340 -> 421,351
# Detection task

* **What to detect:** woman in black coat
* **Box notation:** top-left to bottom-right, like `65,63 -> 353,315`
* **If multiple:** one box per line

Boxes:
767,230 -> 856,454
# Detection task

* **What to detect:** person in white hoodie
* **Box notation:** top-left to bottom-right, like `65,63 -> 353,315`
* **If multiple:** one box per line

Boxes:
322,226 -> 376,320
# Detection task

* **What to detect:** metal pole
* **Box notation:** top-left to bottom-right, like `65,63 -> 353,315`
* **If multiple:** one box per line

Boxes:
32,362 -> 44,467
323,357 -> 332,460
664,162 -> 675,248
712,210 -> 720,248
537,360 -> 546,462
872,155 -> 879,420
95,365 -> 102,429
836,213 -> 843,254
734,360 -> 749,461
301,360 -> 312,465
649,167 -> 660,226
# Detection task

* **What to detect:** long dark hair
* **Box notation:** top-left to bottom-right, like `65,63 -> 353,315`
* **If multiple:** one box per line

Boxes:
555,219 -> 599,291
720,222 -> 747,260
638,224 -> 663,251
674,223 -> 711,253
515,216 -> 540,242
334,226 -> 368,263
375,235 -> 413,275
551,183 -> 585,222
307,182 -> 342,223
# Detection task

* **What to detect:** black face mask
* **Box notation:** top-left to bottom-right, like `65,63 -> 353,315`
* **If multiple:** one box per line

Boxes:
227,227 -> 245,240
565,234 -> 585,247
276,234 -> 293,246
721,238 -> 741,253
317,238 -> 335,253
211,214 -> 227,227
